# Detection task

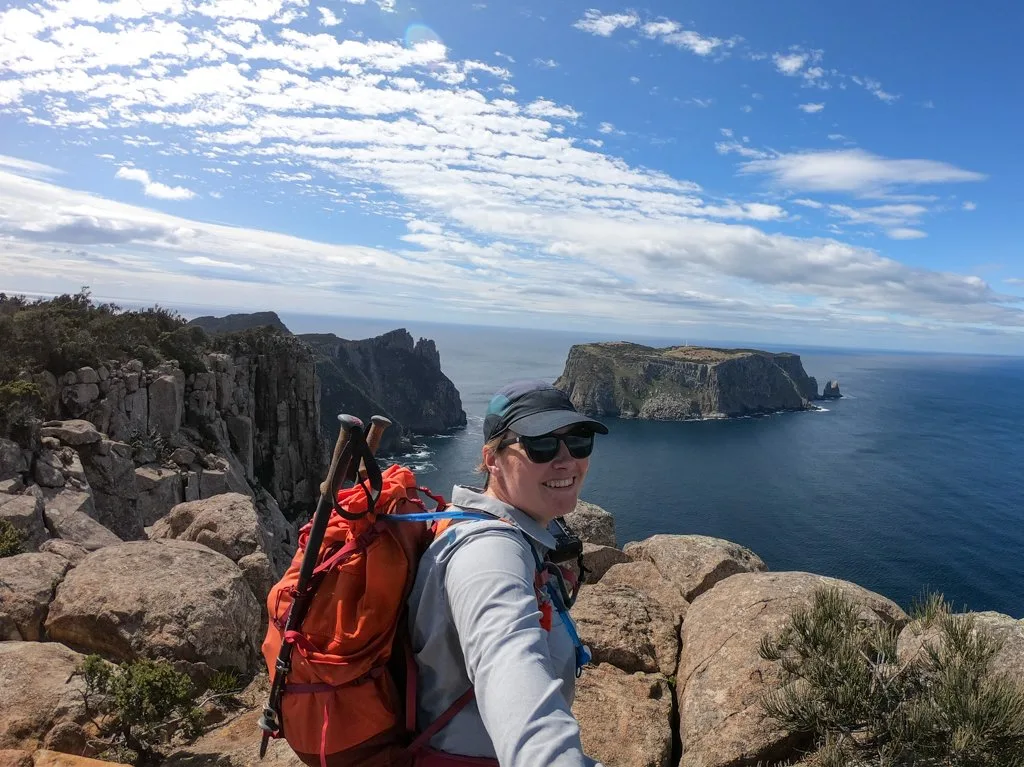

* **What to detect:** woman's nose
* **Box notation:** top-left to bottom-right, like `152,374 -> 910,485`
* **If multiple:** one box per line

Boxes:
551,439 -> 573,465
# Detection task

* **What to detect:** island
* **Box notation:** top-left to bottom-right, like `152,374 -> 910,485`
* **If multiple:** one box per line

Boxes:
554,342 -> 837,420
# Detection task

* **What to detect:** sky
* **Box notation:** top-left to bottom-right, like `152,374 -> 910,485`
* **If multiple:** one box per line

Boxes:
0,0 -> 1022,354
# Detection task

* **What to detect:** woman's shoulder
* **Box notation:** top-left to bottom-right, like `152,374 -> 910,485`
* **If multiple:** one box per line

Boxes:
429,514 -> 538,576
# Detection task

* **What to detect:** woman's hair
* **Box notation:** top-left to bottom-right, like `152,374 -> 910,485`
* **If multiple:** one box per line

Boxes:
476,433 -> 506,488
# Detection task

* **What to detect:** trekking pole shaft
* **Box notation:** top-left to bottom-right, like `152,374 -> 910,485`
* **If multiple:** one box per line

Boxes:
359,415 -> 392,479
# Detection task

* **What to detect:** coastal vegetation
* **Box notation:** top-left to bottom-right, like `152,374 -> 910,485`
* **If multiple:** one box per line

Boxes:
760,588 -> 1024,765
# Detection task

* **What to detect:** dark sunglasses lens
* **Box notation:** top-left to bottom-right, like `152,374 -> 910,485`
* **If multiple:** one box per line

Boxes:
522,436 -> 559,463
564,433 -> 594,458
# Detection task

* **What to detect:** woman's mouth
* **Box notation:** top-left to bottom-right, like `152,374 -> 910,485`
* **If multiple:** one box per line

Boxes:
542,477 -> 575,489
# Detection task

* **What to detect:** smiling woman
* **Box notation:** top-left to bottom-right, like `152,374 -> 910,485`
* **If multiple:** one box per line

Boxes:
406,379 -> 608,766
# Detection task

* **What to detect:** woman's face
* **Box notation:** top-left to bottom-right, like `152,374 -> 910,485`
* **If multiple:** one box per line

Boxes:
483,425 -> 591,524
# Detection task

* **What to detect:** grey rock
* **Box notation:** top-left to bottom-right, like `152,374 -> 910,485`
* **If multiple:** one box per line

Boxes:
573,664 -> 674,767
149,374 -> 184,437
135,465 -> 184,527
170,447 -> 196,466
624,534 -> 767,602
0,642 -> 90,752
33,450 -> 65,489
75,367 -> 99,385
60,383 -> 100,415
0,478 -> 24,494
822,380 -> 842,399
45,539 -> 262,675
0,553 -> 70,640
0,438 -> 27,480
38,539 -> 90,566
78,439 -> 142,540
39,420 -> 101,446
42,489 -> 122,551
0,494 -> 48,551
565,499 -> 616,547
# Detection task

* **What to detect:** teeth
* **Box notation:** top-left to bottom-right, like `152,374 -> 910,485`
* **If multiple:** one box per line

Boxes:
543,478 -> 574,489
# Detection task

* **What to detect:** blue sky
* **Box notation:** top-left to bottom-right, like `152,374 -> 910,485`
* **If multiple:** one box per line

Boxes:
0,0 -> 1021,353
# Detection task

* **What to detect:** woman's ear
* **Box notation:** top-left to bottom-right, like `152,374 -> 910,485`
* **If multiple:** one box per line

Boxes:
482,444 -> 500,477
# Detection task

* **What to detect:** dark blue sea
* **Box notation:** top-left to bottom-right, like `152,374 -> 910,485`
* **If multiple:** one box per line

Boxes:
280,314 -> 1024,619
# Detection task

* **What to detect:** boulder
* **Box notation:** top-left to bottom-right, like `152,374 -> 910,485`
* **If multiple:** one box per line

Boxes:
0,438 -> 28,481
30,751 -> 119,767
573,582 -> 679,676
45,539 -> 262,676
34,450 -> 66,489
0,494 -> 49,552
0,750 -> 32,767
238,551 -> 276,622
170,447 -> 196,466
134,465 -> 184,527
0,478 -> 24,494
624,534 -> 767,602
572,664 -> 674,767
40,420 -> 101,446
39,539 -> 90,567
0,553 -> 70,640
78,440 -> 141,541
42,490 -> 122,552
565,499 -> 616,547
580,543 -> 630,583
677,571 -> 907,767
898,610 -> 1024,682
149,493 -> 269,565
600,561 -> 689,623
821,380 -> 842,399
0,642 -> 90,751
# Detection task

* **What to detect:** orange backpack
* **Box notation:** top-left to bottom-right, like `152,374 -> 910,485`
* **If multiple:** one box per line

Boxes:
260,463 -> 502,767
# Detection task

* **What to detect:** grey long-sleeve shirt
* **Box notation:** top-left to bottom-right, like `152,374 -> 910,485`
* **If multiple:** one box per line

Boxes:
407,485 -> 602,767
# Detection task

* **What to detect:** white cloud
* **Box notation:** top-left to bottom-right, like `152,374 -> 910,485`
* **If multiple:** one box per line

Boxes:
720,128 -> 734,137
573,9 -> 639,37
715,141 -> 768,160
180,256 -> 254,270
689,98 -> 714,108
629,75 -> 640,84
740,105 -> 753,113
963,201 -> 977,211
115,167 -> 196,200
1005,278 -> 1024,286
739,149 -> 986,194
494,51 -> 515,63
316,7 -> 342,26
793,198 -> 823,209
597,121 -> 624,135
0,154 -> 62,178
773,52 -> 806,75
534,58 -> 559,68
887,228 -> 927,240
798,102 -> 825,113
827,133 -> 849,142
852,76 -> 898,103
639,19 -> 723,56
526,99 -> 580,122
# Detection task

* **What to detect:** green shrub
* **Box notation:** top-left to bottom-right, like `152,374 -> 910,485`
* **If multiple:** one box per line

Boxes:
79,655 -> 204,764
759,587 -> 1024,766
0,519 -> 24,557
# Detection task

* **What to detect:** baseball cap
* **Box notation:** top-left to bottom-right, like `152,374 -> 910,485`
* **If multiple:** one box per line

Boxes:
483,379 -> 609,442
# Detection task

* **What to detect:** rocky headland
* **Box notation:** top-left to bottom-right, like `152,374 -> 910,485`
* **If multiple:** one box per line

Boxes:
555,342 -> 840,420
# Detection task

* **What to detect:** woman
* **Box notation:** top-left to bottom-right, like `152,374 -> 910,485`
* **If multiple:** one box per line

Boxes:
407,379 -> 608,767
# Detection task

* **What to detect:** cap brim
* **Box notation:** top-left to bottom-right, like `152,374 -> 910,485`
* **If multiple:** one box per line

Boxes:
507,409 -> 609,437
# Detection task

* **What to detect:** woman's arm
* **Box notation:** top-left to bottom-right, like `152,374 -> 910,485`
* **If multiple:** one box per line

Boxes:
444,529 -> 601,767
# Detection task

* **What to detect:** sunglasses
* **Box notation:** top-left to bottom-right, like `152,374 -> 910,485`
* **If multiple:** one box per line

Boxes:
499,429 -> 595,463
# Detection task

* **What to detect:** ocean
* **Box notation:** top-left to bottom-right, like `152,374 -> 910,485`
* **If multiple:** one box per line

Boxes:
280,313 -> 1024,619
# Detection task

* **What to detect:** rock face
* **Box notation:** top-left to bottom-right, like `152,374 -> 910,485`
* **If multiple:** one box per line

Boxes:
565,499 -> 617,548
0,642 -> 90,752
0,553 -> 70,640
573,664 -> 674,767
677,571 -> 908,767
0,492 -> 49,551
624,534 -> 767,603
300,329 -> 466,452
897,611 -> 1024,682
555,342 -> 829,420
44,539 -> 263,677
187,311 -> 291,337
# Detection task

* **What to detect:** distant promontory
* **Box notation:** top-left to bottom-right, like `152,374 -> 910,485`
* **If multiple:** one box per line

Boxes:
555,342 -> 836,420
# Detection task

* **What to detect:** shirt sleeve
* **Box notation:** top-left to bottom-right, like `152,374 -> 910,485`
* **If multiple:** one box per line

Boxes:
444,529 -> 602,767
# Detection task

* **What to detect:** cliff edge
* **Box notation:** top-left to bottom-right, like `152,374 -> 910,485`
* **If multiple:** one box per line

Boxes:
555,342 -> 824,420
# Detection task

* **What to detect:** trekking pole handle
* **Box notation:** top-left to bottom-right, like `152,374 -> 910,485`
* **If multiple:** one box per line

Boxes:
320,414 -> 364,496
359,415 -> 392,480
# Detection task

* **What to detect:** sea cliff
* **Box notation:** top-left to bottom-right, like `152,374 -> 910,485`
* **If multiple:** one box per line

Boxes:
555,342 -> 829,420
